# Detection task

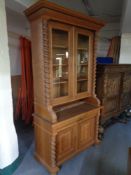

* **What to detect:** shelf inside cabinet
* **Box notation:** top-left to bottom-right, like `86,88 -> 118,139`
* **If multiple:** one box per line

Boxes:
54,101 -> 97,122
77,78 -> 88,82
77,48 -> 88,51
53,81 -> 68,85
53,78 -> 68,85
53,64 -> 68,67
53,45 -> 68,49
79,63 -> 88,66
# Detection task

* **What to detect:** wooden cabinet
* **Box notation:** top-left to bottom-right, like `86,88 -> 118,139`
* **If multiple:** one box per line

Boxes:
25,1 -> 104,174
96,64 -> 131,124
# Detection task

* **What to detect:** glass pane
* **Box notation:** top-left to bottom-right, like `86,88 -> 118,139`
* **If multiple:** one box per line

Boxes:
77,34 -> 89,93
52,29 -> 69,98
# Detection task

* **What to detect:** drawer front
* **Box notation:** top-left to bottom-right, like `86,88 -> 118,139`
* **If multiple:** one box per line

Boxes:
56,123 -> 77,163
78,117 -> 96,149
104,74 -> 121,98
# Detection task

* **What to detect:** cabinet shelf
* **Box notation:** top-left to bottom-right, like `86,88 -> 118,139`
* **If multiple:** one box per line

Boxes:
79,63 -> 88,66
53,45 -> 68,49
77,78 -> 88,82
53,64 -> 68,67
78,47 -> 88,51
53,79 -> 68,85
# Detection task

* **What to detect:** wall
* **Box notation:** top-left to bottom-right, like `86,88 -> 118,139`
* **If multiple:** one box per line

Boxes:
6,7 -> 29,75
119,33 -> 131,63
0,0 -> 18,169
121,0 -> 131,33
48,0 -> 88,14
119,0 -> 131,63
97,22 -> 120,57
6,7 -> 30,108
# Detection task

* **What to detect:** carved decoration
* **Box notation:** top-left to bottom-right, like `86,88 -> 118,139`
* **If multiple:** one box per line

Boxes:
123,75 -> 131,93
104,74 -> 121,97
104,98 -> 118,114
92,32 -> 100,105
51,134 -> 57,168
43,20 -> 51,105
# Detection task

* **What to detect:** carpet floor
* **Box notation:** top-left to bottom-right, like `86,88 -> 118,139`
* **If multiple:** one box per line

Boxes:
13,120 -> 131,175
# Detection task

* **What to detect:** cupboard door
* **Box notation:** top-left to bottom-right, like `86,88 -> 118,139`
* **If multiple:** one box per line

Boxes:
78,117 -> 95,149
75,28 -> 94,98
56,124 -> 77,164
49,22 -> 73,105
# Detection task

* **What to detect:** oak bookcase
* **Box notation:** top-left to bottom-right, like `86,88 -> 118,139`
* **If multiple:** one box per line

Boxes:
25,1 -> 104,174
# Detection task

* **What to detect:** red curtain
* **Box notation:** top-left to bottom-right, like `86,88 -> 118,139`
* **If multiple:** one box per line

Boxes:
15,36 -> 34,124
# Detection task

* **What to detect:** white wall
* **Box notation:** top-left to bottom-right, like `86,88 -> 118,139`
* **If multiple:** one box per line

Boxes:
121,0 -> 131,33
0,0 -> 18,169
119,0 -> 131,63
6,7 -> 29,75
119,33 -> 131,63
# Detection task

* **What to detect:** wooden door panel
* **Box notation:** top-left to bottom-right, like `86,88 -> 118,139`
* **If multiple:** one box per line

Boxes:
78,117 -> 95,149
123,73 -> 131,93
56,124 -> 77,162
104,74 -> 121,97
120,93 -> 131,109
103,98 -> 119,115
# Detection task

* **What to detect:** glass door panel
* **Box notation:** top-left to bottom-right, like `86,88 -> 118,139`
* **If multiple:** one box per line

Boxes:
52,29 -> 69,98
77,34 -> 89,93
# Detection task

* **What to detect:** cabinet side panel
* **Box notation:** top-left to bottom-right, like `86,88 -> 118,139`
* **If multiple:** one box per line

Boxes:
30,19 -> 53,121
34,116 -> 52,166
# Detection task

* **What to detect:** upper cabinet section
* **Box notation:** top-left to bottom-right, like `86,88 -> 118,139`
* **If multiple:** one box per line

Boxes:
49,22 -> 94,105
25,0 -> 105,108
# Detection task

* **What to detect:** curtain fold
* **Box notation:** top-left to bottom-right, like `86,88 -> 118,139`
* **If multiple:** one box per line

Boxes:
15,36 -> 34,124
107,36 -> 121,63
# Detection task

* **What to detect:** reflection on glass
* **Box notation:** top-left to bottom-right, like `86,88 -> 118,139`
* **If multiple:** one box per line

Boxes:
77,34 -> 89,93
52,29 -> 69,98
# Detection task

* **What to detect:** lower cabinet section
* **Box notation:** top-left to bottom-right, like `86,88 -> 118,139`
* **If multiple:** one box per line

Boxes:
34,109 -> 99,174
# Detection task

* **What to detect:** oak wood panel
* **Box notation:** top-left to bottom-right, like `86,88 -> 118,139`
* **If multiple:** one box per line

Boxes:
104,74 -> 121,97
78,117 -> 95,149
56,123 -> 77,163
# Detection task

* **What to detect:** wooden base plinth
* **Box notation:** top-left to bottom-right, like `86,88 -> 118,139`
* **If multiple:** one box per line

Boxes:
35,153 -> 59,175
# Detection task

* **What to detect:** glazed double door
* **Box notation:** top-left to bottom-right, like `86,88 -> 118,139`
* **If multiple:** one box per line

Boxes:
49,22 -> 94,105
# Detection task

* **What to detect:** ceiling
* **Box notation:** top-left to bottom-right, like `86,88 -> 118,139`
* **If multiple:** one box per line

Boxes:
5,0 -> 124,23
85,0 -> 124,22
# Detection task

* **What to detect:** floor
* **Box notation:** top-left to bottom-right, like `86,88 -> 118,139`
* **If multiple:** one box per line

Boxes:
13,119 -> 131,175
